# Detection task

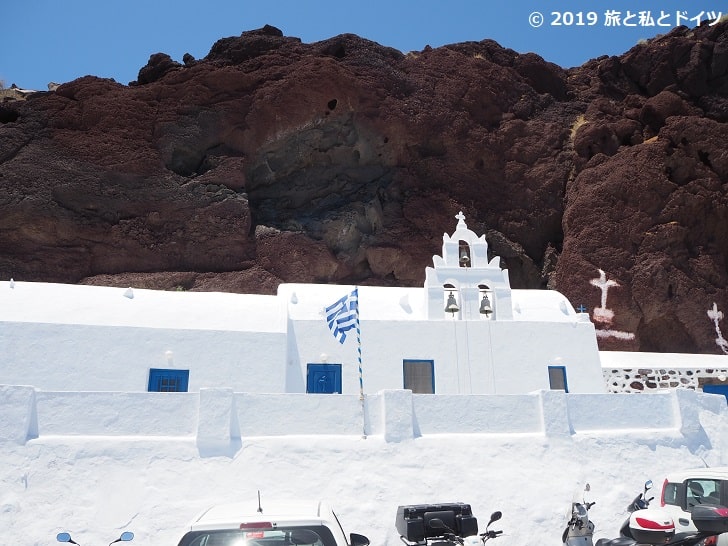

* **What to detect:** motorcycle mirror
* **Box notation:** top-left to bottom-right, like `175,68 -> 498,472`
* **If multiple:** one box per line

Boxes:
57,533 -> 80,545
644,480 -> 653,491
109,532 -> 135,545
585,483 -> 591,492
488,511 -> 502,524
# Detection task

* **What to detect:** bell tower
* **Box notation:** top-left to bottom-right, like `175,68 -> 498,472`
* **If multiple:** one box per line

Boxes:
424,212 -> 513,320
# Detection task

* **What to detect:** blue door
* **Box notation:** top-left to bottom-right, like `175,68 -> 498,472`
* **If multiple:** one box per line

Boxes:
703,384 -> 728,402
307,364 -> 342,394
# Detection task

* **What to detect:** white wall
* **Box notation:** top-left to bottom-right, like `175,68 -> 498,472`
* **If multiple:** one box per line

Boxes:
288,318 -> 605,395
2,386 -> 723,451
489,321 -> 604,394
35,391 -> 199,436
0,322 -> 287,392
234,393 -> 368,437
409,394 -> 544,434
0,281 -> 607,395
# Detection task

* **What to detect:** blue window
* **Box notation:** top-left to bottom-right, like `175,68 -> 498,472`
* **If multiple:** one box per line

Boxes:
148,368 -> 189,392
403,360 -> 435,393
306,363 -> 342,394
548,365 -> 568,392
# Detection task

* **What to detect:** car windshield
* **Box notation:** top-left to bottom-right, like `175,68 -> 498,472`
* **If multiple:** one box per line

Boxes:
178,526 -> 335,546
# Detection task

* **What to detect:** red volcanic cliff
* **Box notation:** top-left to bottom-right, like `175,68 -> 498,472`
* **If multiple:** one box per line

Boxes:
1,23 -> 728,353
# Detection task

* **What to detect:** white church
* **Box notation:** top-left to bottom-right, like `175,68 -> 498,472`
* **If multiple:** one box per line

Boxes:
0,213 -> 609,395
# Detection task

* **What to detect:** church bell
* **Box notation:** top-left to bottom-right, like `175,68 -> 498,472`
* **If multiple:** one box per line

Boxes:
445,292 -> 460,314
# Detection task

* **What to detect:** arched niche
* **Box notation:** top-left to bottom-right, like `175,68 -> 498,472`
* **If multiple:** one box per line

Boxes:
458,241 -> 471,268
478,283 -> 494,319
443,283 -> 460,317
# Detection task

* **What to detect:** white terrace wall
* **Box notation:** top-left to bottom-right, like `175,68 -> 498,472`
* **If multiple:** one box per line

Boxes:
1,386 -> 724,455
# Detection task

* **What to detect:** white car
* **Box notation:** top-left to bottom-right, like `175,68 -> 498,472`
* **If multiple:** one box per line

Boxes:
659,467 -> 728,546
175,499 -> 370,546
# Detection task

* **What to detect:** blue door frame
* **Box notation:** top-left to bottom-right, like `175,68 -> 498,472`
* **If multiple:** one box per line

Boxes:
306,363 -> 342,394
548,365 -> 569,393
402,359 -> 435,394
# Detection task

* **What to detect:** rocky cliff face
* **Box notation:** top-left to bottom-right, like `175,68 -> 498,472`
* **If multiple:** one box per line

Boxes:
1,23 -> 727,353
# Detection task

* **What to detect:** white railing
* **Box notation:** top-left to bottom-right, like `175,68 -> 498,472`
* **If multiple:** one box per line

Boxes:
600,351 -> 728,393
604,367 -> 728,393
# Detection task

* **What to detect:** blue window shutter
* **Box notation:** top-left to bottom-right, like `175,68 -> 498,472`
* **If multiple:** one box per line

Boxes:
148,368 -> 189,392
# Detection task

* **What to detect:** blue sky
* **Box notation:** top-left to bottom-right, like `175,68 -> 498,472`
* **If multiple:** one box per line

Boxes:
2,0 -> 724,90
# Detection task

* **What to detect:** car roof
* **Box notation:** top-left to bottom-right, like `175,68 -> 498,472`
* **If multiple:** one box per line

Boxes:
190,499 -> 337,531
665,467 -> 728,481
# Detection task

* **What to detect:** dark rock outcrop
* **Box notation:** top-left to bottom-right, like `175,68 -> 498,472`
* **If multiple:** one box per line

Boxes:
2,23 -> 728,353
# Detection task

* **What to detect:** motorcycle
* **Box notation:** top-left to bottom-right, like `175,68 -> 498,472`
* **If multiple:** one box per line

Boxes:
619,480 -> 655,539
56,531 -> 134,546
396,502 -> 503,546
563,483 -> 596,546
595,504 -> 728,546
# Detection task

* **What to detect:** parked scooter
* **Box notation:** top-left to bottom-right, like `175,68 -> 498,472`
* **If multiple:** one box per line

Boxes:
56,531 -> 134,546
619,480 -> 655,539
563,483 -> 596,546
558,479 -> 728,546
596,504 -> 728,546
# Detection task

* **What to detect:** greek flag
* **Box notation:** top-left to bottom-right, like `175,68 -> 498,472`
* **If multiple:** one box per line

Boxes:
325,289 -> 359,344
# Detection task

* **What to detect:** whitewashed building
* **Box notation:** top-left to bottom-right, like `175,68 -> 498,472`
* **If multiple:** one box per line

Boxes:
0,213 -> 606,394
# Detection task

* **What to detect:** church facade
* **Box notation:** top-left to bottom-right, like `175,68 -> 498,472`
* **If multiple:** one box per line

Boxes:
283,212 -> 604,395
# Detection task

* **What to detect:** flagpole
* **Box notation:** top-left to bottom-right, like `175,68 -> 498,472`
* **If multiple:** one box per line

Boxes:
324,287 -> 366,438
355,286 -> 366,439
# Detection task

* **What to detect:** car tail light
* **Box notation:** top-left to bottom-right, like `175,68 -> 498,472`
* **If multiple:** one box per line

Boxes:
703,536 -> 718,546
240,522 -> 273,530
661,479 -> 668,507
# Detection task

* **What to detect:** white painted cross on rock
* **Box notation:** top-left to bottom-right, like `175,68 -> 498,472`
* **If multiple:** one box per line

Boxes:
590,268 -> 618,324
707,302 -> 728,354
588,268 -> 635,341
